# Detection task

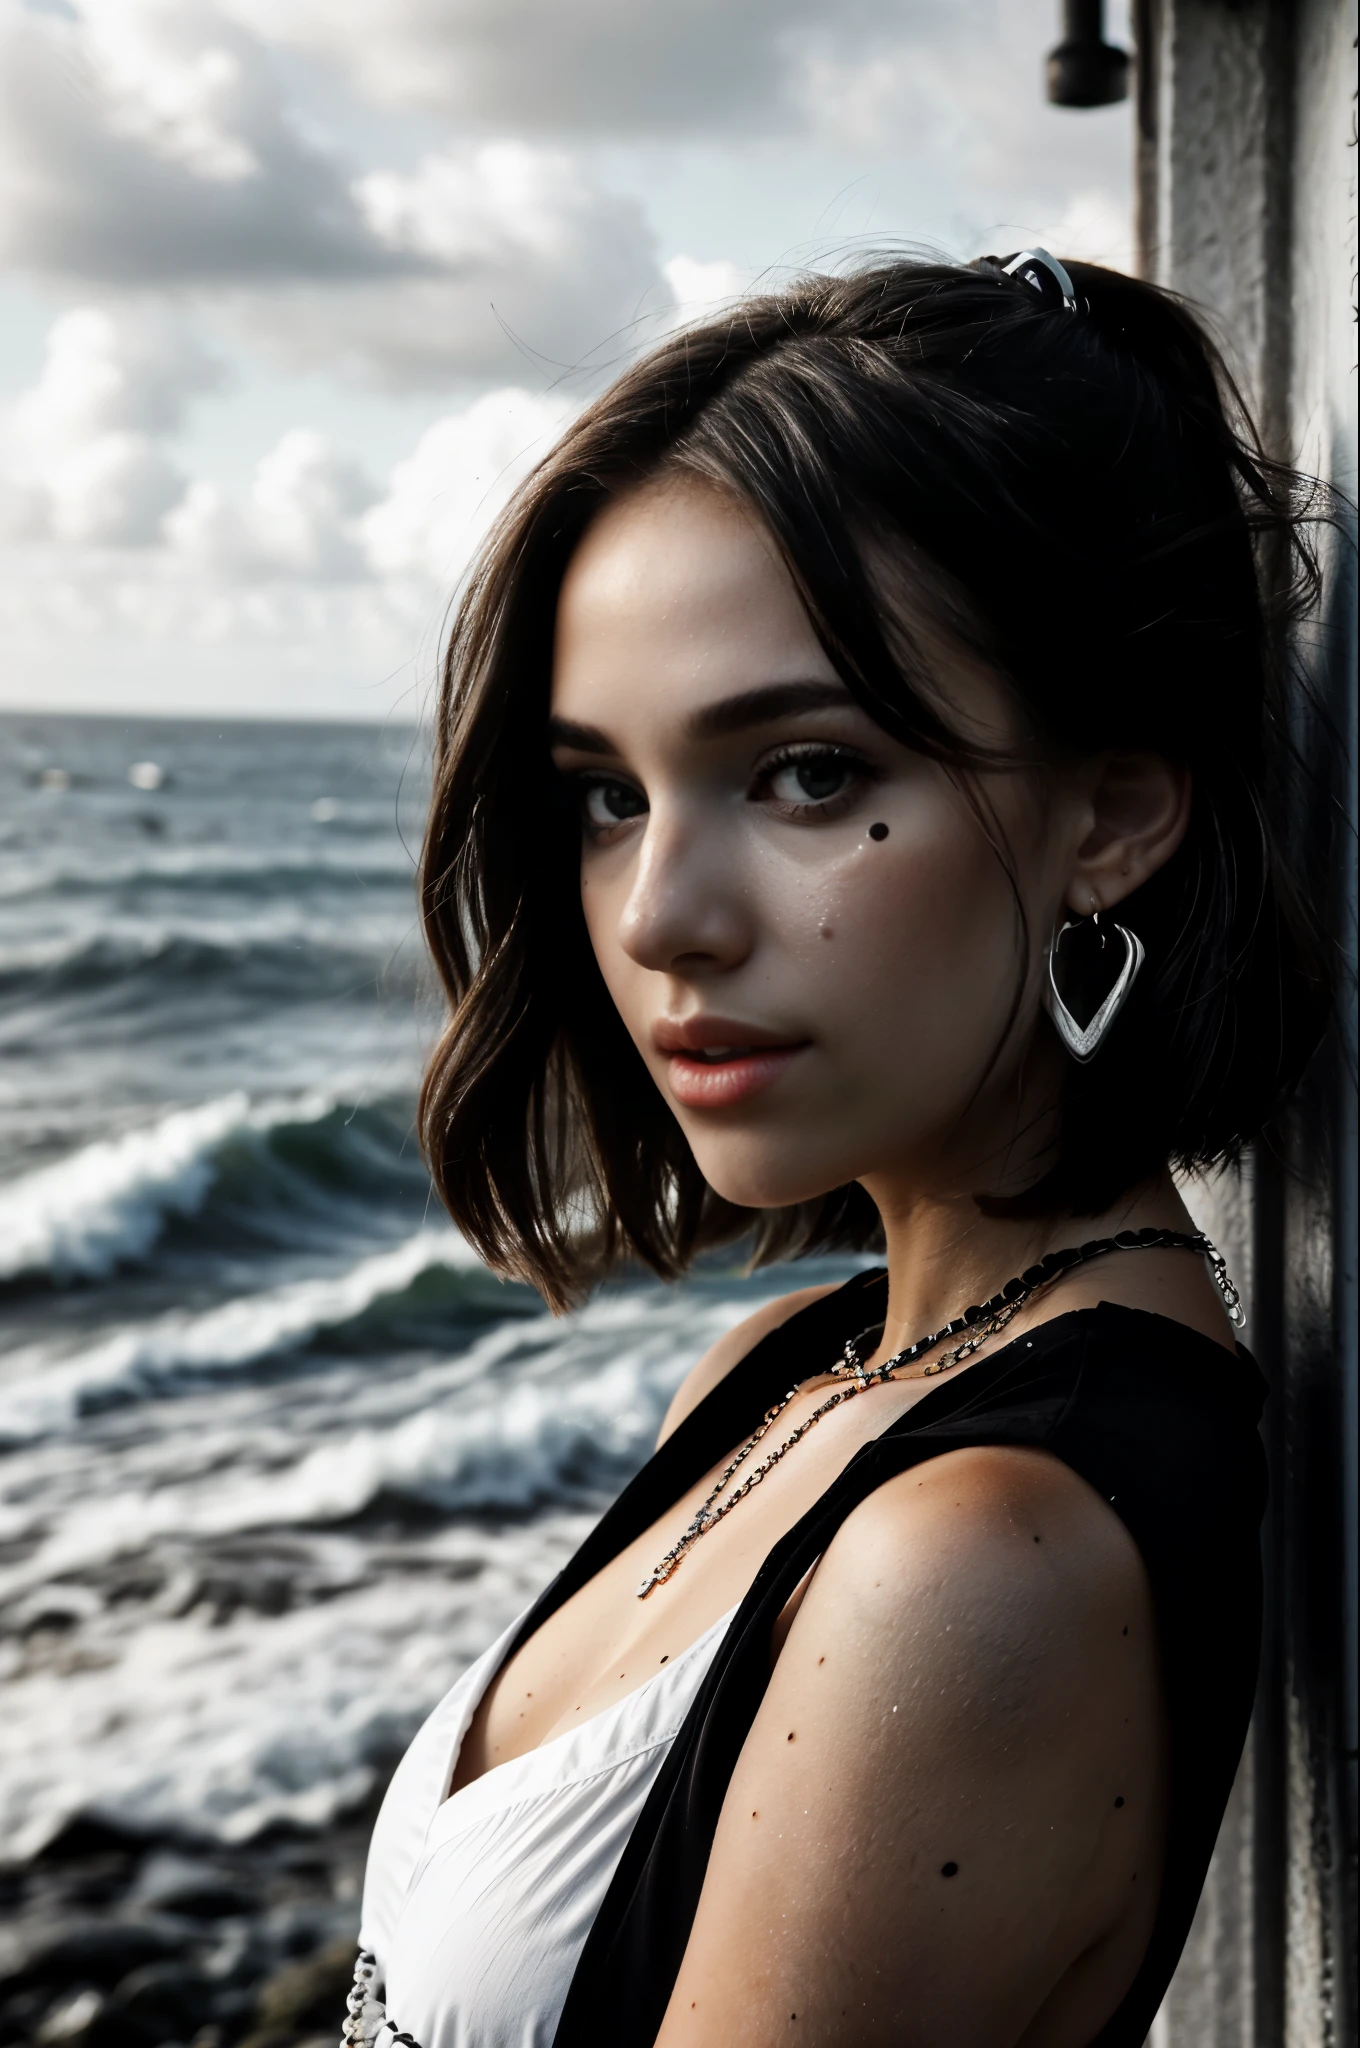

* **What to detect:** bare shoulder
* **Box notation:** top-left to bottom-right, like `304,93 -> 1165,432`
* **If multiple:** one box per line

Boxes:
655,1282 -> 841,1448
807,1442 -> 1155,1671
657,1444 -> 1167,2043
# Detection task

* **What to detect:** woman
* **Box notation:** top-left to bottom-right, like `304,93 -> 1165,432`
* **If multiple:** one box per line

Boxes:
348,253 -> 1328,2046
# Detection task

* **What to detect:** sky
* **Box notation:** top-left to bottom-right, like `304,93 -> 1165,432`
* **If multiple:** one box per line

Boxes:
0,0 -> 1134,724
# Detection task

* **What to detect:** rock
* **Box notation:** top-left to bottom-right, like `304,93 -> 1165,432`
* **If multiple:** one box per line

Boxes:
35,1987 -> 105,2043
130,1853 -> 256,1920
0,1918 -> 180,1994
88,1961 -> 216,2047
235,1935 -> 356,2046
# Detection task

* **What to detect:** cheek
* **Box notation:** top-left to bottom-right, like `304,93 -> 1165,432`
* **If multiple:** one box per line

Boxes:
579,864 -> 628,986
773,805 -> 1012,999
578,862 -> 658,1054
760,797 -> 1037,1160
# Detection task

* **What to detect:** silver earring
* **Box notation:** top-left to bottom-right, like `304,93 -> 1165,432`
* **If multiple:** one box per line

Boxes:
1044,911 -> 1145,1062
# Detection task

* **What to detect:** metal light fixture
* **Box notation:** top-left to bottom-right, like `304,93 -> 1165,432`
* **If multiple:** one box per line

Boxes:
1046,0 -> 1130,107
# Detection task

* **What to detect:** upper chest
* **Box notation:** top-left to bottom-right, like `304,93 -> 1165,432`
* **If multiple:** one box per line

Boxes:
447,1363 -> 948,1796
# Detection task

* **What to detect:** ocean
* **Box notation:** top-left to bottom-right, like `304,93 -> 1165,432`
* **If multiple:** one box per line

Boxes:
0,711 -> 864,2040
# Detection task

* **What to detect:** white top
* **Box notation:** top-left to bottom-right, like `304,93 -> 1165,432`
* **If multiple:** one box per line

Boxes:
357,1600 -> 738,2048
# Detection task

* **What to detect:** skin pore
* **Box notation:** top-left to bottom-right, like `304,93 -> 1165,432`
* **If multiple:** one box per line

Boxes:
448,476 -> 1236,2046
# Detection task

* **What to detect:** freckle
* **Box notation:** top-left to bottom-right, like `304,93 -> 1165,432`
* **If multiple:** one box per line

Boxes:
752,1810 -> 758,1818
1122,1625 -> 1129,1636
787,1730 -> 796,1742
941,1861 -> 959,1878
1033,1535 -> 1041,1543
868,821 -> 889,841
820,924 -> 834,939
659,1655 -> 668,1663
1115,1796 -> 1125,1808
818,1656 -> 825,1665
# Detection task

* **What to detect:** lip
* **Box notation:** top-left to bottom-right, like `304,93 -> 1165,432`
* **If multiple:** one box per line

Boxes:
653,1015 -> 804,1054
654,1015 -> 810,1109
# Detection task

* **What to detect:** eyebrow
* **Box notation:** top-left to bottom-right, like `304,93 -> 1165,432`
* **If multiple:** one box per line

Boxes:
547,680 -> 854,756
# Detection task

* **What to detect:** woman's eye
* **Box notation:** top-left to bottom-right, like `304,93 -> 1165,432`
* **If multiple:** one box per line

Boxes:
581,778 -> 646,829
765,750 -> 857,808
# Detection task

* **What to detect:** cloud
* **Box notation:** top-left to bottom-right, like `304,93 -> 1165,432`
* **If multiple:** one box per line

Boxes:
218,0 -> 941,136
2,289 -> 574,580
0,3 -> 673,386
166,430 -> 378,581
12,303 -> 219,443
0,2 -> 1129,396
1,304 -> 218,544
782,10 -> 1133,223
0,0 -> 394,283
316,143 -> 664,386
0,358 -> 577,720
662,255 -> 748,312
360,387 -> 572,586
0,0 -> 1137,718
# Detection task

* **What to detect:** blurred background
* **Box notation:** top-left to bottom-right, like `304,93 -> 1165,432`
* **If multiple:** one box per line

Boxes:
0,4 -> 1352,2048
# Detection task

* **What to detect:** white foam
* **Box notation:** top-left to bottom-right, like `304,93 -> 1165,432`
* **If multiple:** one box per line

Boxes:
0,1287 -> 758,1597
0,1518 -> 589,1859
0,907 -> 409,976
0,1091 -> 336,1282
0,839 -> 412,902
0,1228 -> 485,1441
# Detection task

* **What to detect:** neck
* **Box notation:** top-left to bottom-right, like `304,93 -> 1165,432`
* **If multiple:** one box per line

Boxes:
861,1168 -> 1198,1358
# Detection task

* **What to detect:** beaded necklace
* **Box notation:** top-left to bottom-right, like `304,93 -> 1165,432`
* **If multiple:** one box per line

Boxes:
637,1227 -> 1241,1598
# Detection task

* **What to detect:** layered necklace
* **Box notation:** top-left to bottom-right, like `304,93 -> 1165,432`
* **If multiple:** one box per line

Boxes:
636,1226 -> 1242,1598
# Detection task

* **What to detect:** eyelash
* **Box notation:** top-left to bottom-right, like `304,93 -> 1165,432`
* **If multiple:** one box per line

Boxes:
752,742 -> 879,819
571,742 -> 880,840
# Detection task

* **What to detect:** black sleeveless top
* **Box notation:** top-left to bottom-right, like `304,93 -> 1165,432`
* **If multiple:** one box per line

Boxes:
514,1272 -> 1267,2047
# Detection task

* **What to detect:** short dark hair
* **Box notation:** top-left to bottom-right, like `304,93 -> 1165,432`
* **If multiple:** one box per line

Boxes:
418,257 -> 1333,1309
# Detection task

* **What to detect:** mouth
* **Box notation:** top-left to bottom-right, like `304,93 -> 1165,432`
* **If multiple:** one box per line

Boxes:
654,1018 -> 810,1108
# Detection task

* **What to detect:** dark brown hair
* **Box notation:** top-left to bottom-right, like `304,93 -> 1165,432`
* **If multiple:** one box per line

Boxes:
418,257 -> 1332,1309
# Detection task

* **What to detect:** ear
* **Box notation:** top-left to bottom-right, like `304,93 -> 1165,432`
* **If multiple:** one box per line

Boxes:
1065,752 -> 1191,916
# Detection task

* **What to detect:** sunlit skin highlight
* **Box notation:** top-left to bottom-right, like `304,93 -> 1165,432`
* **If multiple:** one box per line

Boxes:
444,477 -> 1235,2047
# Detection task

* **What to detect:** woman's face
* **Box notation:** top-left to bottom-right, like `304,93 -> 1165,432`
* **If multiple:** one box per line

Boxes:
549,477 -> 1085,1213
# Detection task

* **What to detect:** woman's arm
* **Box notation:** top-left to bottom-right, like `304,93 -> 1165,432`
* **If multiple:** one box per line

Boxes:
655,1284 -> 841,1447
655,1444 -> 1168,2048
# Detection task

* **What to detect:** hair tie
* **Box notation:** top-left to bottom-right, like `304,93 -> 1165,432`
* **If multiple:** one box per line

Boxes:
999,247 -> 1079,313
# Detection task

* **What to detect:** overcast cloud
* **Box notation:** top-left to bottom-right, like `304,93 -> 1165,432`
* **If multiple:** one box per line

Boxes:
0,0 -> 1134,720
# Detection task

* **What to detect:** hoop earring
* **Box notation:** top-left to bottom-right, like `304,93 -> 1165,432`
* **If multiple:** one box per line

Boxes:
1044,911 -> 1145,1062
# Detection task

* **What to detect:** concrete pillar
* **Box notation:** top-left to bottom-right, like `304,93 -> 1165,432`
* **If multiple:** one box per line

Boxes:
1136,3 -> 1358,2043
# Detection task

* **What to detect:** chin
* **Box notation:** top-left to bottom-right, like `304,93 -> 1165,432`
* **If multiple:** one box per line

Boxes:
689,1138 -> 860,1214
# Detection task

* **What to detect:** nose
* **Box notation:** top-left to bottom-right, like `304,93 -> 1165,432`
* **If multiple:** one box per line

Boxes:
615,805 -> 753,976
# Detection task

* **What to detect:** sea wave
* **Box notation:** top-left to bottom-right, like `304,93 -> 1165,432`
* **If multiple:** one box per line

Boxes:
0,926 -> 420,1010
0,1290 -> 751,1577
0,1230 -> 508,1442
0,1092 -> 426,1285
0,1520 -> 586,1859
0,841 -> 415,904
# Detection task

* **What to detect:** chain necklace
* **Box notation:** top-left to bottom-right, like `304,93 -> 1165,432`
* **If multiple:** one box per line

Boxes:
636,1227 -> 1242,1598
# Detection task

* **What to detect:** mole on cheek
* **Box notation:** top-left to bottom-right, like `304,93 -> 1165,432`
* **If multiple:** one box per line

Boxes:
820,925 -> 834,940
868,822 -> 889,842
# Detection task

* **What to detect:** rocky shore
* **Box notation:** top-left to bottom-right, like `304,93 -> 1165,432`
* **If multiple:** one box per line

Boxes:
0,1801 -> 384,2048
